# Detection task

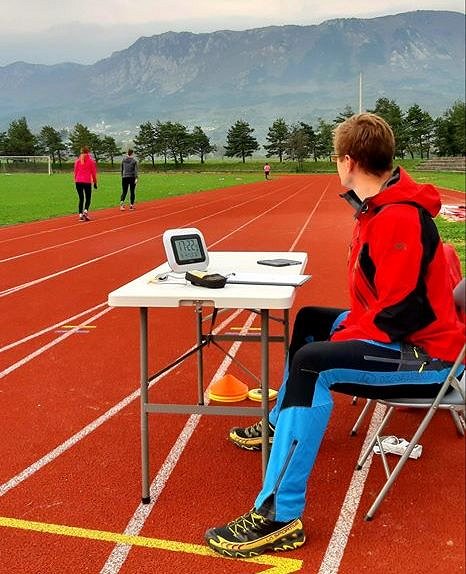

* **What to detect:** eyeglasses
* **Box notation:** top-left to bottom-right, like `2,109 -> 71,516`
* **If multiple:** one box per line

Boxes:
330,154 -> 340,163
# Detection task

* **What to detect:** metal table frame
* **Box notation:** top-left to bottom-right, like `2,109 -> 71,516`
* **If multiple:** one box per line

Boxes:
108,251 -> 308,503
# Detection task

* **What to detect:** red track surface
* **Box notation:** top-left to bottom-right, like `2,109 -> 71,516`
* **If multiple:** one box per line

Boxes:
0,175 -> 464,574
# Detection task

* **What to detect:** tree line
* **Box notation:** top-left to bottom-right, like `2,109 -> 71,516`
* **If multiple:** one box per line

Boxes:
0,98 -> 463,167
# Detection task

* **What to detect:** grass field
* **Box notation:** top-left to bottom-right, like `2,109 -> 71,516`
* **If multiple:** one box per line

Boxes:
1,167 -> 464,271
51,157 -> 426,174
0,172 -> 263,225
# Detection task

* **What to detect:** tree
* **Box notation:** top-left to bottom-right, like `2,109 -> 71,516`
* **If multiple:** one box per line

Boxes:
6,117 -> 36,155
264,118 -> 289,162
134,121 -> 158,166
370,98 -> 407,158
37,126 -> 66,165
224,120 -> 259,163
285,124 -> 311,171
68,123 -> 95,156
159,121 -> 191,165
314,119 -> 334,160
0,132 -> 8,155
299,122 -> 317,161
100,135 -> 121,166
434,100 -> 465,156
191,126 -> 215,163
334,105 -> 355,123
91,134 -> 108,163
405,104 -> 434,159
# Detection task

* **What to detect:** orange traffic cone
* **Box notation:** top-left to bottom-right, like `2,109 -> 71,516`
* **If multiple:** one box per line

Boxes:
208,374 -> 249,402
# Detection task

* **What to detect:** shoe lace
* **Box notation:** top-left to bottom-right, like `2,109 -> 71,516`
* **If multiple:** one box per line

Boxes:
227,510 -> 269,537
244,420 -> 263,438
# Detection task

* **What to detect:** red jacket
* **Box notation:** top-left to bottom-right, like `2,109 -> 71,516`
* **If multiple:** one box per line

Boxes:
331,167 -> 464,363
74,153 -> 97,184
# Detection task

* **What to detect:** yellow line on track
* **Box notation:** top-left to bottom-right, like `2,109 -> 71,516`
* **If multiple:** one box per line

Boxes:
0,516 -> 303,573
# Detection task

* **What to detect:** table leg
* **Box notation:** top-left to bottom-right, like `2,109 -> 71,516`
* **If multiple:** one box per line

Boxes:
283,308 -> 290,362
260,309 -> 270,480
140,307 -> 150,504
195,303 -> 204,405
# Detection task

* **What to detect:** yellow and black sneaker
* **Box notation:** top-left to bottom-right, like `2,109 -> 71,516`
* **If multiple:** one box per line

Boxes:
229,420 -> 275,451
205,509 -> 305,558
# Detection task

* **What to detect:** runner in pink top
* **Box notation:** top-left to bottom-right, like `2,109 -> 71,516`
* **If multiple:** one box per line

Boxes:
74,146 -> 97,221
263,163 -> 271,180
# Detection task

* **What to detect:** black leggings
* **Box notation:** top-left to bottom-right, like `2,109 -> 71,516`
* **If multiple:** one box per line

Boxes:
121,177 -> 136,204
280,306 -> 447,411
75,182 -> 92,213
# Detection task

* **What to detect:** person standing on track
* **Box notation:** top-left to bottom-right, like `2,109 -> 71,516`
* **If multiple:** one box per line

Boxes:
74,146 -> 97,221
120,149 -> 138,210
205,113 -> 464,559
263,162 -> 271,180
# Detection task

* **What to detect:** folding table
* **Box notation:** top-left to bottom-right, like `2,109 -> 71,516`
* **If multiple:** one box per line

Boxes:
108,251 -> 308,502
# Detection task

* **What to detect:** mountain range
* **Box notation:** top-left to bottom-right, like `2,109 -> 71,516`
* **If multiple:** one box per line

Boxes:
0,10 -> 464,144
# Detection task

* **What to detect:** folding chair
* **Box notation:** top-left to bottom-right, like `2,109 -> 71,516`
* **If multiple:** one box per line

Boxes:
350,397 -> 374,436
350,257 -> 465,437
356,277 -> 466,520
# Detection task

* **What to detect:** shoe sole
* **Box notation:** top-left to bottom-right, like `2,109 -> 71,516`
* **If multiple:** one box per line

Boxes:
229,431 -> 273,451
205,521 -> 305,558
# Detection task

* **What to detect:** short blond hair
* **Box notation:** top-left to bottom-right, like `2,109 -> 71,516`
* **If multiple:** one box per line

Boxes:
333,113 -> 395,175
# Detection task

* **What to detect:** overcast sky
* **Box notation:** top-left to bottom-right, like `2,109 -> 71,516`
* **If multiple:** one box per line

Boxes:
0,0 -> 464,65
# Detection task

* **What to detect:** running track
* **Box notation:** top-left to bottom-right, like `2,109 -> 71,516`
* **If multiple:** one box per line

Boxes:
0,175 -> 464,574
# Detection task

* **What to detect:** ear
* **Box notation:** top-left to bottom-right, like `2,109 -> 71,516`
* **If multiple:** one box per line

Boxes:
344,154 -> 355,170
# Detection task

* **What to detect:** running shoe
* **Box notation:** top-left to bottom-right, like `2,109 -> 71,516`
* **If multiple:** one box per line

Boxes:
130,204 -> 135,210
79,214 -> 84,221
120,203 -> 125,211
205,509 -> 305,558
229,420 -> 274,451
83,210 -> 90,221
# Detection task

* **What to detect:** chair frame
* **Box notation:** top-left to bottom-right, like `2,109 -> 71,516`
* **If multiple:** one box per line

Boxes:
356,344 -> 465,520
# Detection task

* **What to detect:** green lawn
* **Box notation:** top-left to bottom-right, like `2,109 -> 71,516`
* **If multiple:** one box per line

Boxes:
1,168 -> 463,272
411,171 -> 466,192
0,172 -> 262,226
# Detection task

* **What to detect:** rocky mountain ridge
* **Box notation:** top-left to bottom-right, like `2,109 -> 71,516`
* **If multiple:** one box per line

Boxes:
0,10 -> 464,141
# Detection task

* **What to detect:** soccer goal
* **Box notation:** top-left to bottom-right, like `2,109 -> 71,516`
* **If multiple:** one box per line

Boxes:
0,155 -> 52,175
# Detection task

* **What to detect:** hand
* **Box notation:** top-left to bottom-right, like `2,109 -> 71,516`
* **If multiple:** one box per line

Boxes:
135,178 -> 138,184
93,183 -> 98,189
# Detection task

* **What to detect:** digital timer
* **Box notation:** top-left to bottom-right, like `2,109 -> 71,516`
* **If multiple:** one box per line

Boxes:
162,228 -> 209,272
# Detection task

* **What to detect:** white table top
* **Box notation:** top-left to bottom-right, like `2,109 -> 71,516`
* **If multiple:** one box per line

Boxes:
108,251 -> 308,309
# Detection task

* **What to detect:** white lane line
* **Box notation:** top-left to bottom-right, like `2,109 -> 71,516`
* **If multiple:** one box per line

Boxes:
0,306 -> 112,380
0,179 -> 259,245
0,302 -> 107,353
99,313 -> 257,574
317,403 -> 386,574
1,176 -> 330,570
290,182 -> 332,251
0,309 -> 242,498
211,180 -> 316,246
0,183 -> 294,298
0,190 -> 253,262
100,179 -> 331,573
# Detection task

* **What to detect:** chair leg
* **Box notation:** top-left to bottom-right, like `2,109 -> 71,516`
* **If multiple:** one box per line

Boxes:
449,409 -> 465,436
350,399 -> 373,436
357,405 -> 394,470
364,401 -> 442,520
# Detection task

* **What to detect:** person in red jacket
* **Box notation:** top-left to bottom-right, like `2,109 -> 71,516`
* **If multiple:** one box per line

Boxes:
205,113 -> 465,559
74,146 -> 97,221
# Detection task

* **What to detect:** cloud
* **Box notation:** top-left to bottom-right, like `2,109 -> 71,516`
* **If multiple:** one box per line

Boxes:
3,1 -> 465,33
1,1 -> 464,65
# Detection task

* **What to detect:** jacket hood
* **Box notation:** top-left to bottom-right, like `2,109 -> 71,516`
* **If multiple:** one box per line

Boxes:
370,167 -> 441,217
